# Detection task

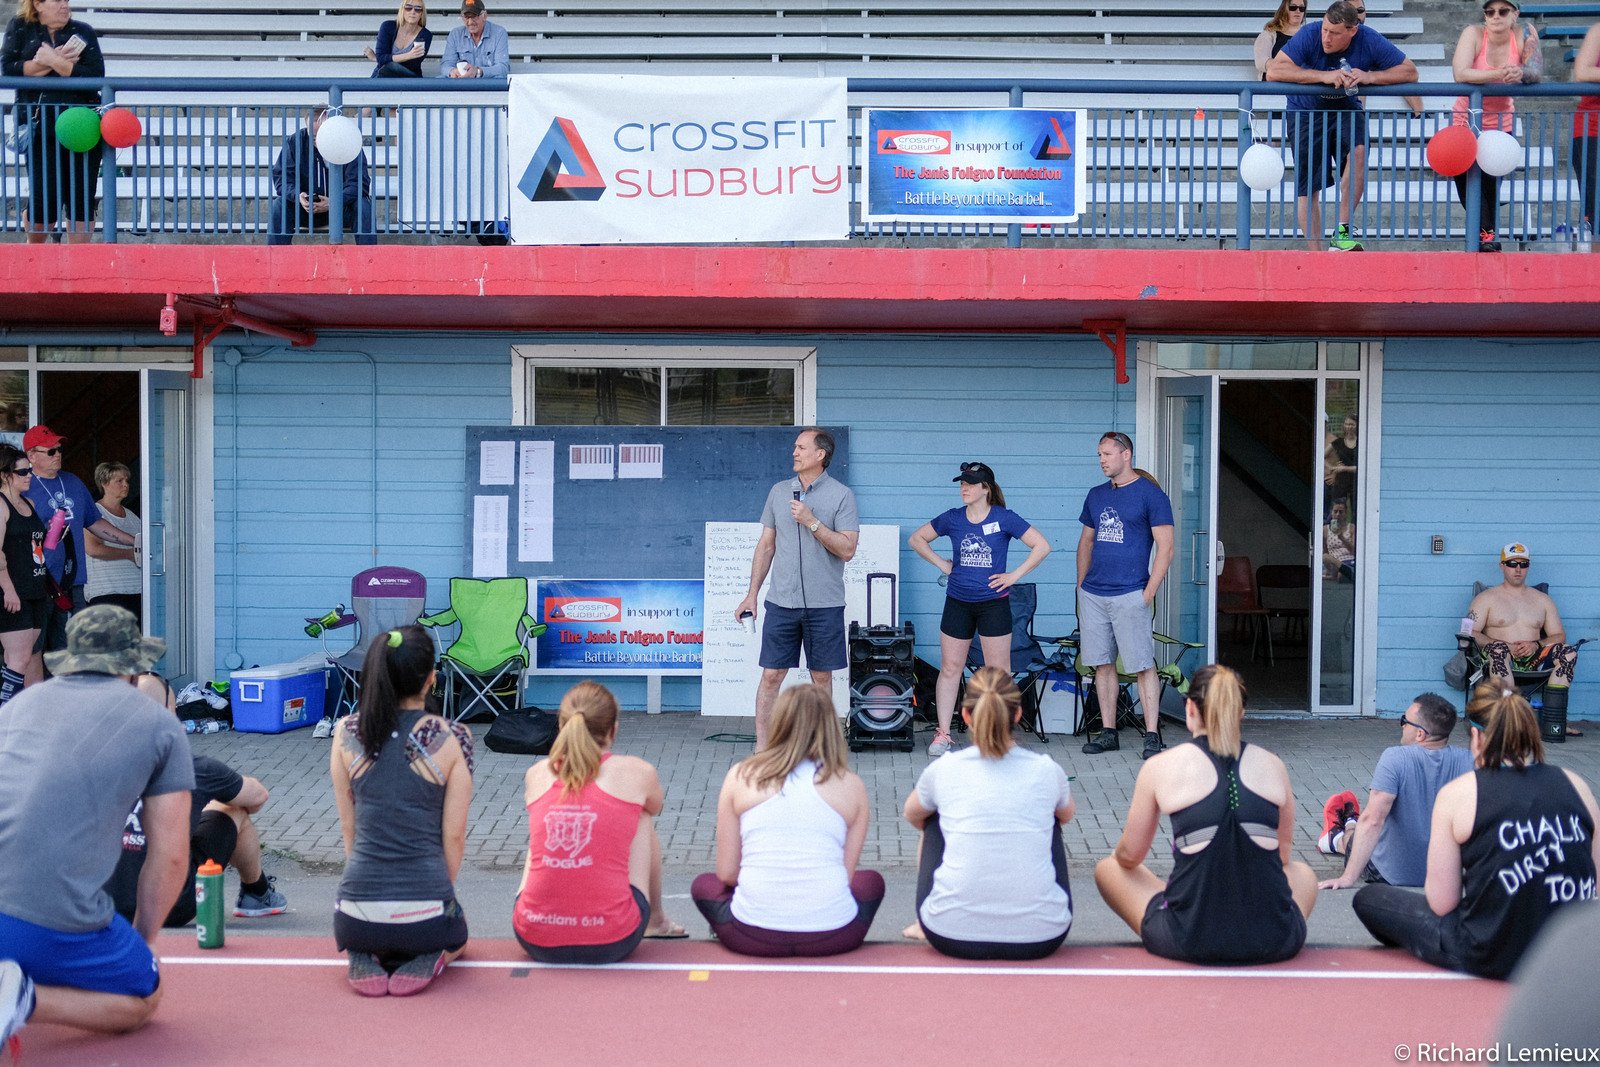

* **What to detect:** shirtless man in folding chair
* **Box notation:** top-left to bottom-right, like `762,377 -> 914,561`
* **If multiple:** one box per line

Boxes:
1466,542 -> 1581,738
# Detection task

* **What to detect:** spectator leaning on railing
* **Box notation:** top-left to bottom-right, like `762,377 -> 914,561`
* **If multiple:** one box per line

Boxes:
1572,25 -> 1600,229
0,0 -> 104,244
1266,0 -> 1418,252
1452,0 -> 1541,253
266,106 -> 376,245
438,0 -> 507,78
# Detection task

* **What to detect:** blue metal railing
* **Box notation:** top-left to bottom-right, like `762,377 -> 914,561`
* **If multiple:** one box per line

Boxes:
1,77 -> 1596,250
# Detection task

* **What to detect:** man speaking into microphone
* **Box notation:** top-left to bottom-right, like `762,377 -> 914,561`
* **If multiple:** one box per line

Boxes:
735,428 -> 859,750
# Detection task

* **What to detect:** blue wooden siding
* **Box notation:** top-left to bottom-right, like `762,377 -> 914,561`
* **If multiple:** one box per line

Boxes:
1377,339 -> 1600,716
214,340 -> 512,675
211,334 -> 1127,711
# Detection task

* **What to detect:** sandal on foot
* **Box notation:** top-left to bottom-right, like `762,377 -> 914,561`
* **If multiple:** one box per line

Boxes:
644,919 -> 688,939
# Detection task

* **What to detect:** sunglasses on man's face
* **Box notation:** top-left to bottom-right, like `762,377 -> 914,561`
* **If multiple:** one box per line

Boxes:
1503,560 -> 1529,569
28,447 -> 59,457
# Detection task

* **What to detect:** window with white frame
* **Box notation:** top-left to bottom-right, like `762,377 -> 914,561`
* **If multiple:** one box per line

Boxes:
513,345 -> 815,426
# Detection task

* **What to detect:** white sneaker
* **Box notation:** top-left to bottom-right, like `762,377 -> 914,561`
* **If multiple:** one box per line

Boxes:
926,730 -> 954,757
312,717 -> 335,739
0,959 -> 34,1050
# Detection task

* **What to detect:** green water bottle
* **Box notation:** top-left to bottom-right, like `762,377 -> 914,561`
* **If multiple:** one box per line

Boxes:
195,859 -> 225,949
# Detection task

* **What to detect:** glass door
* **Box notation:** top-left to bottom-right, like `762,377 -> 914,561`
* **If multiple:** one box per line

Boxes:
141,369 -> 191,685
1315,379 -> 1362,712
1156,375 -> 1217,662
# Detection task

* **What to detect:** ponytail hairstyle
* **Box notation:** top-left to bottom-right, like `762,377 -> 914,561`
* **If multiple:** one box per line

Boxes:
549,680 -> 620,797
1465,679 -> 1543,770
739,683 -> 849,791
963,665 -> 1020,759
1188,664 -> 1246,758
355,624 -> 437,758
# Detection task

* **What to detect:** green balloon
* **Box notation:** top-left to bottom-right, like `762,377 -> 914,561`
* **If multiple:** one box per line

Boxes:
55,107 -> 101,152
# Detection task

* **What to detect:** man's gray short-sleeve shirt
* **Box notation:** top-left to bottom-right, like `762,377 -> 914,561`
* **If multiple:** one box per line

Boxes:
759,471 -> 859,609
0,674 -> 194,932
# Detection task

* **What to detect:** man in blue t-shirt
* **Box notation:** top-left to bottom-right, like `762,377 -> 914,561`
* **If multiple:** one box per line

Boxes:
1316,692 -> 1474,889
1076,431 -> 1174,760
21,425 -> 138,688
1266,1 -> 1418,251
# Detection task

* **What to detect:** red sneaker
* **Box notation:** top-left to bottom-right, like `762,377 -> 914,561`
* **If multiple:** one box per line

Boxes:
1322,790 -> 1358,840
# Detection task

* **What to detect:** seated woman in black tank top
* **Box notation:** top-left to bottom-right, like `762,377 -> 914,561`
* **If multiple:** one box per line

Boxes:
330,625 -> 473,997
1095,664 -> 1318,964
1352,681 -> 1600,979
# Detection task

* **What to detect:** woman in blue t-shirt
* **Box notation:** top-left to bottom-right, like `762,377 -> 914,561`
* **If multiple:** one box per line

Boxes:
909,462 -> 1050,757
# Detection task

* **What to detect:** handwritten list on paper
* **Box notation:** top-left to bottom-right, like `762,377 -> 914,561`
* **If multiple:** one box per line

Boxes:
700,522 -> 900,717
472,495 -> 508,578
518,440 -> 554,563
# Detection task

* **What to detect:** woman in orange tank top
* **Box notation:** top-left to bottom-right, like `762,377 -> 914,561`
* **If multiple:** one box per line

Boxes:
1450,0 -> 1541,251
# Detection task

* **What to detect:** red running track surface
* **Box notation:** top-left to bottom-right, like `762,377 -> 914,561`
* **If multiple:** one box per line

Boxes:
16,936 -> 1509,1067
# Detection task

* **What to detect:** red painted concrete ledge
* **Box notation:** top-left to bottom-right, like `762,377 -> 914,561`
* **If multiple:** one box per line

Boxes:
0,245 -> 1596,336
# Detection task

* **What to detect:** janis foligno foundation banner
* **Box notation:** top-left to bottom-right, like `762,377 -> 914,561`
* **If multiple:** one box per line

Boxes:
863,108 -> 1088,224
508,74 -> 850,244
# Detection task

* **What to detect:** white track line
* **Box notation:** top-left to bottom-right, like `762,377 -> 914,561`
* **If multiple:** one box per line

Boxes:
159,956 -> 1479,980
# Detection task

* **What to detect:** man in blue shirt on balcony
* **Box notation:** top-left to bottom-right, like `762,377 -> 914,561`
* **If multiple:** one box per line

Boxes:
440,0 -> 509,78
266,106 -> 376,245
1267,0 -> 1418,251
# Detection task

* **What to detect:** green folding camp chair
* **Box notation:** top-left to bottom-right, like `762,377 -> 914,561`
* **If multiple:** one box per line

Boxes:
418,577 -> 547,722
1060,594 -> 1203,746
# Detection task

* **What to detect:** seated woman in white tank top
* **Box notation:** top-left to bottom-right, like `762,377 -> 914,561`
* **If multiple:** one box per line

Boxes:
691,683 -> 883,957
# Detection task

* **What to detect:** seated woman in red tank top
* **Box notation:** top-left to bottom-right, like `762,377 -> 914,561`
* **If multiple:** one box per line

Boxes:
512,681 -> 684,963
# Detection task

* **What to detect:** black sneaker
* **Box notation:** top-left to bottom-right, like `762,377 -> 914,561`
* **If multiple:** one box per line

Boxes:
1141,731 -> 1165,760
1081,728 -> 1120,754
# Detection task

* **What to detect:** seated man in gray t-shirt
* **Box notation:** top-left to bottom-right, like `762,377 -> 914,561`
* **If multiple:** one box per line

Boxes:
1317,692 -> 1475,890
733,428 -> 859,750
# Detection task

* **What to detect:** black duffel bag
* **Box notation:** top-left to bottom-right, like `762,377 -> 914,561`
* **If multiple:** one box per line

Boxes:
482,707 -> 559,755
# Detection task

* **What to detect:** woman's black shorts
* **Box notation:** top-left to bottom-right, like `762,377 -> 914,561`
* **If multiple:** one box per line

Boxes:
940,595 -> 1012,641
0,596 -> 49,635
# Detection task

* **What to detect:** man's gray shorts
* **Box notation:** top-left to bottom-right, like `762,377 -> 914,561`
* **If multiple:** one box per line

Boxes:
1078,588 -> 1156,674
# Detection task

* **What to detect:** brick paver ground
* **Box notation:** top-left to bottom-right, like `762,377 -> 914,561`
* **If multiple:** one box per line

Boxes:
191,711 -> 1600,877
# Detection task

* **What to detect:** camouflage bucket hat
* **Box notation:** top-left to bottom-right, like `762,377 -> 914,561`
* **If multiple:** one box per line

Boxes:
43,605 -> 167,676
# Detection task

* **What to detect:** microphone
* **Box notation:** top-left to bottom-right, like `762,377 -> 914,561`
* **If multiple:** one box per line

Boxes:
791,478 -> 802,502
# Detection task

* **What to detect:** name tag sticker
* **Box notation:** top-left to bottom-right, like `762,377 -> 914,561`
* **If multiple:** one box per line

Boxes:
982,522 -> 1001,535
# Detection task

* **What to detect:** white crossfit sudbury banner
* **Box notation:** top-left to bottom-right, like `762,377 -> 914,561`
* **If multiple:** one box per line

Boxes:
507,74 -> 850,244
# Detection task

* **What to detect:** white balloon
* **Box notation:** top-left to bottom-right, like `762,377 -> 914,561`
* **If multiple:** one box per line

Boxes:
1475,129 -> 1521,177
315,115 -> 363,165
1239,142 -> 1285,192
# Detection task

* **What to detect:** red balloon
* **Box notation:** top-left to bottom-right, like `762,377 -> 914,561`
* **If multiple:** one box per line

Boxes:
1426,126 -> 1477,178
99,107 -> 142,149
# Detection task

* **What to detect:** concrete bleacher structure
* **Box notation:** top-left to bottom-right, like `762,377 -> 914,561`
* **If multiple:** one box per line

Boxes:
9,0 -> 1582,244
71,0 -> 1427,79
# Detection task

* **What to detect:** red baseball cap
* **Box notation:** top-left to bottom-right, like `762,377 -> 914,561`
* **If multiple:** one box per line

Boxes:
22,425 -> 63,451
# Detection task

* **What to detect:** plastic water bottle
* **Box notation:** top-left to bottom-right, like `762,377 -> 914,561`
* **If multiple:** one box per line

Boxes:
1338,58 -> 1359,97
182,719 -> 197,734
43,509 -> 66,551
195,859 -> 225,948
1553,223 -> 1574,253
197,718 -> 229,734
1579,218 -> 1594,254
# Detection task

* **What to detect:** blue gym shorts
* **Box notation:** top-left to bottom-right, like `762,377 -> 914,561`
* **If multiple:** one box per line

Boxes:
759,601 -> 847,672
0,909 -> 161,997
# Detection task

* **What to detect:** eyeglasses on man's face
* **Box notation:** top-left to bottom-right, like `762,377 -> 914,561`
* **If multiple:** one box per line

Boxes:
1402,715 -> 1428,735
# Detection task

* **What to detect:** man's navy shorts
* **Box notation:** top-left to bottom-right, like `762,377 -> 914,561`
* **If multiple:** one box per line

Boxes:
0,909 -> 160,997
759,601 -> 847,672
1287,109 -> 1369,196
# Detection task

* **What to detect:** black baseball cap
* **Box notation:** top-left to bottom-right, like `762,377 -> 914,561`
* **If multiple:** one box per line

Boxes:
954,462 -> 995,485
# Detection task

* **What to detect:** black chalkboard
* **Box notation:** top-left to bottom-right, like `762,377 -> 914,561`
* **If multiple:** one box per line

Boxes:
464,426 -> 850,579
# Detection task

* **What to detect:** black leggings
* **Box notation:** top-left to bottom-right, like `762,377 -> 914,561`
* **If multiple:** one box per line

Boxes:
1453,171 -> 1500,237
1351,884 -> 1473,974
915,813 -> 1071,961
515,885 -> 651,965
334,898 -> 468,965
